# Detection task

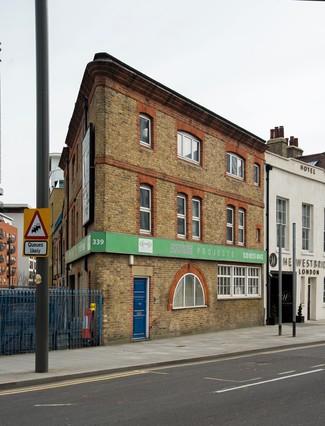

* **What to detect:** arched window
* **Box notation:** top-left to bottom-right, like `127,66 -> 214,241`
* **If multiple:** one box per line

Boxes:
227,152 -> 244,179
140,114 -> 151,146
238,208 -> 245,246
140,184 -> 152,233
177,131 -> 200,164
173,273 -> 205,308
227,206 -> 234,244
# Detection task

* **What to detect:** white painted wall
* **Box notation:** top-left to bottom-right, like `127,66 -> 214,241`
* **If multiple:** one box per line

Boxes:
265,151 -> 325,320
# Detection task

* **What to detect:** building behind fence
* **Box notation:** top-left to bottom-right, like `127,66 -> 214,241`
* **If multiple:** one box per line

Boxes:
0,289 -> 102,355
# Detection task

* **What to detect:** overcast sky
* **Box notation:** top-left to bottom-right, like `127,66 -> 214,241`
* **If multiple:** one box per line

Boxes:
0,0 -> 324,207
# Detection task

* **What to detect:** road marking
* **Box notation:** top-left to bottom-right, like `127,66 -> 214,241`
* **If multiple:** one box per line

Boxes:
214,369 -> 324,394
312,364 -> 325,368
34,403 -> 77,407
0,371 -> 149,397
278,370 -> 296,375
205,377 -> 262,383
146,371 -> 169,375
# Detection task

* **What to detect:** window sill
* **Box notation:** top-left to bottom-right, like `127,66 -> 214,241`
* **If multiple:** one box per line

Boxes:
226,173 -> 244,181
172,305 -> 207,310
301,250 -> 314,256
217,295 -> 261,300
177,156 -> 201,167
140,142 -> 152,149
276,248 -> 290,254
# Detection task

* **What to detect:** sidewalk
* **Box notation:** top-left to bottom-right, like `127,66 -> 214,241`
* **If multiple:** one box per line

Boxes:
1,321 -> 325,391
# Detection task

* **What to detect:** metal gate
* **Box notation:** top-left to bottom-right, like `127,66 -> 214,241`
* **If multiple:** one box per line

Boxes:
0,289 -> 102,355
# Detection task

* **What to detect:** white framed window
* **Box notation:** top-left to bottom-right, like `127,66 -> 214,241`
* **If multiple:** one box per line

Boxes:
177,194 -> 186,237
238,209 -> 245,246
227,153 -> 244,179
254,163 -> 260,186
173,273 -> 205,309
192,198 -> 200,239
140,114 -> 151,146
177,132 -> 200,164
140,185 -> 151,233
218,265 -> 231,295
302,203 -> 312,252
276,197 -> 287,249
218,265 -> 261,298
323,209 -> 325,253
227,206 -> 234,244
248,267 -> 260,294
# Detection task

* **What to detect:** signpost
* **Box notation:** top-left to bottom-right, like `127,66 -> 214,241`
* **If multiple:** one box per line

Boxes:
23,208 -> 50,257
35,0 -> 49,373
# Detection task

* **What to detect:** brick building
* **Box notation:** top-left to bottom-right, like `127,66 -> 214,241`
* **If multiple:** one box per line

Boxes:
0,217 -> 18,287
58,53 -> 267,344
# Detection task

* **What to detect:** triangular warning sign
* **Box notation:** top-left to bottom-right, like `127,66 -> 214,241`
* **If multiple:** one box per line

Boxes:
24,210 -> 48,240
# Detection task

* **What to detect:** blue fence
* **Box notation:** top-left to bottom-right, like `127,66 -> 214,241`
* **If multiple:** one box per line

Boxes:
0,289 -> 102,356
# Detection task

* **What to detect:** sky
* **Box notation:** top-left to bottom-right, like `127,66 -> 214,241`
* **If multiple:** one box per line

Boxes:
0,0 -> 324,208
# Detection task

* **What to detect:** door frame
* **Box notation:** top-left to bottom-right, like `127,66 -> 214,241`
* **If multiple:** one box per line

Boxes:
133,276 -> 149,340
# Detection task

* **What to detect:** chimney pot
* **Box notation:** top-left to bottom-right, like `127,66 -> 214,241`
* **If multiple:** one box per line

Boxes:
294,138 -> 298,147
279,126 -> 284,137
275,127 -> 279,138
289,136 -> 295,145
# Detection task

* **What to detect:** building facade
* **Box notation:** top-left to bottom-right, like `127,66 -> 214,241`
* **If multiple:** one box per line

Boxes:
58,53 -> 267,344
265,128 -> 325,322
1,204 -> 35,286
0,215 -> 18,287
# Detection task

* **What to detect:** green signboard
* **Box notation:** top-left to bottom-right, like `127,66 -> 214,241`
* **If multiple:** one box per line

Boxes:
66,232 -> 266,265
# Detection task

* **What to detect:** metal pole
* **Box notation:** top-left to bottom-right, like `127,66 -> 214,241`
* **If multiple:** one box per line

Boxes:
278,225 -> 282,336
35,0 -> 49,373
292,223 -> 296,337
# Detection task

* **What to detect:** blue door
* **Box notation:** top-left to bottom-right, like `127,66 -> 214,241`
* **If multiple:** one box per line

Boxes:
133,278 -> 147,340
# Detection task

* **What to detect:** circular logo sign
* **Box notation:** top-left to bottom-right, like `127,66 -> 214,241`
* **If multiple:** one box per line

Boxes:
269,253 -> 277,268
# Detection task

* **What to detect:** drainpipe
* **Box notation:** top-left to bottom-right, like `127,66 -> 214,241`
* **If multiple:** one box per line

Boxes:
83,97 -> 88,274
265,164 -> 273,324
65,155 -> 69,288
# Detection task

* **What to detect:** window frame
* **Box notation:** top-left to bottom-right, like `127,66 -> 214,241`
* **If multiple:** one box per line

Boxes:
177,194 -> 187,238
177,131 -> 200,164
227,152 -> 244,180
276,197 -> 287,250
140,114 -> 151,147
238,208 -> 245,246
140,184 -> 152,234
192,197 -> 201,240
173,273 -> 206,309
302,203 -> 312,252
227,206 -> 234,244
254,163 -> 260,186
217,265 -> 261,299
323,209 -> 325,254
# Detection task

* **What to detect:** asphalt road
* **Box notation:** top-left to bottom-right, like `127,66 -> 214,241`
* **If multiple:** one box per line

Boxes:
1,344 -> 325,426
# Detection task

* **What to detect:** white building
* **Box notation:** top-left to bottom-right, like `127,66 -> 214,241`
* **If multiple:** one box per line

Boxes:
265,127 -> 325,323
49,153 -> 64,191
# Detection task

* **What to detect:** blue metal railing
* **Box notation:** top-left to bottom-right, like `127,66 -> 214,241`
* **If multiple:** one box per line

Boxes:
0,289 -> 102,356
